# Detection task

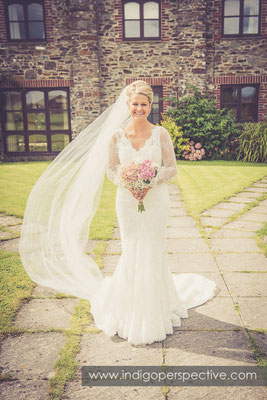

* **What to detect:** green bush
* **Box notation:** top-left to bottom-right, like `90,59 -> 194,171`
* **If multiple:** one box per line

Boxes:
159,115 -> 190,158
165,84 -> 239,159
237,122 -> 267,163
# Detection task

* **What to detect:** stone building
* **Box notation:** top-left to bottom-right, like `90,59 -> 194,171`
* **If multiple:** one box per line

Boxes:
0,0 -> 266,161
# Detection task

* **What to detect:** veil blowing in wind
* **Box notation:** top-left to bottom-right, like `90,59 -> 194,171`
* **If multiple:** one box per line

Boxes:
19,85 -> 131,301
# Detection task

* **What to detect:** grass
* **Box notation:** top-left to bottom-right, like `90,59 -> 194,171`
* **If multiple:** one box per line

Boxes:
176,160 -> 267,217
0,249 -> 35,340
0,159 -> 266,395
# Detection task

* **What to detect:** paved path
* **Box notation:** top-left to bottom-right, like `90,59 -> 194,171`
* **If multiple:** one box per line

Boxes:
0,178 -> 266,399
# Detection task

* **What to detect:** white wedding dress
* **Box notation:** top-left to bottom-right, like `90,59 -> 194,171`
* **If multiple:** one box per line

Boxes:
89,125 -> 217,345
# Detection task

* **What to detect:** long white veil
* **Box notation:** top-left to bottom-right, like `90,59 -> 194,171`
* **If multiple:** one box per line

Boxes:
19,85 -> 131,301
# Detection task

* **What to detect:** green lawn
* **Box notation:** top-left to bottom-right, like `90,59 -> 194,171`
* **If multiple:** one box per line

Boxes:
176,160 -> 267,217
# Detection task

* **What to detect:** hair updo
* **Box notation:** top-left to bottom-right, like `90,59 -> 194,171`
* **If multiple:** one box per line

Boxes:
125,80 -> 153,104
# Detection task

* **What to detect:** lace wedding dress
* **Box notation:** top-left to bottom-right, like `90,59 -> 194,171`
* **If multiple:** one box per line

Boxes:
89,125 -> 217,345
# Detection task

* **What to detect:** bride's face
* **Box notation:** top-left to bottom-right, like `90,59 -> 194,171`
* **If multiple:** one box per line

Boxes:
127,94 -> 152,121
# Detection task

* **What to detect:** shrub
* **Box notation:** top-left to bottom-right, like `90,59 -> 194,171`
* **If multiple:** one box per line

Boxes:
237,122 -> 267,163
165,84 -> 239,159
159,115 -> 190,158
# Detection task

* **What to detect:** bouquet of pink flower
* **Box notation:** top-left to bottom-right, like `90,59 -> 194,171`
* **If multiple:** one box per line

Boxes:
118,159 -> 159,212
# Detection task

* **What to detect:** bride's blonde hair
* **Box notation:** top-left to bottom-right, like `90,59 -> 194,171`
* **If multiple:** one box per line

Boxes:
126,80 -> 153,104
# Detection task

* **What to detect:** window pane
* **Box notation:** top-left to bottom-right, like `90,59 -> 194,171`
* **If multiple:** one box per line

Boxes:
8,4 -> 24,20
5,112 -> 23,130
50,111 -> 69,130
51,134 -> 70,151
224,0 -> 240,16
28,3 -> 44,20
29,21 -> 45,39
225,105 -> 238,120
144,2 -> 159,19
124,2 -> 140,19
152,103 -> 159,112
224,17 -> 240,34
243,17 -> 259,34
125,20 -> 140,37
27,112 -> 46,130
9,21 -> 26,39
144,20 -> 159,37
26,91 -> 45,109
222,87 -> 238,103
29,134 -> 47,151
4,92 -> 22,110
241,86 -> 256,103
153,93 -> 159,101
243,0 -> 259,15
48,90 -> 68,110
240,104 -> 257,122
6,135 -> 25,152
152,114 -> 159,124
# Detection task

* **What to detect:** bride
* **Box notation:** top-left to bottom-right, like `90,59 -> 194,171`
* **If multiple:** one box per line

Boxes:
19,80 -> 217,346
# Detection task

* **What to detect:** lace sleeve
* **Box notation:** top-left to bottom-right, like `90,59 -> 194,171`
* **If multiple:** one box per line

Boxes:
156,127 -> 177,184
106,131 -> 120,185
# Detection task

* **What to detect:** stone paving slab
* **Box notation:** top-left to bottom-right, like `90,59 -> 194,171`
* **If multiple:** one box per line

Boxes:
0,333 -> 65,379
209,238 -> 262,253
77,333 -> 162,367
200,209 -> 237,218
0,215 -> 22,226
233,192 -> 264,199
235,298 -> 267,330
168,253 -> 218,272
227,196 -> 257,204
260,199 -> 267,206
214,202 -> 247,211
0,238 -> 20,252
0,381 -> 50,400
103,254 -> 120,273
169,208 -> 188,217
0,230 -> 16,240
251,205 -> 267,214
169,201 -> 184,208
106,239 -> 122,254
167,238 -> 210,253
210,228 -> 255,238
14,298 -> 79,329
65,382 -> 164,400
223,272 -> 267,297
167,386 -> 266,400
164,331 -> 256,365
215,252 -> 267,271
238,211 -> 265,223
167,216 -> 197,228
166,226 -> 202,238
224,220 -> 265,231
111,227 -> 121,239
84,239 -> 102,253
174,297 -> 242,331
32,285 -> 62,298
199,217 -> 228,227
245,187 -> 267,193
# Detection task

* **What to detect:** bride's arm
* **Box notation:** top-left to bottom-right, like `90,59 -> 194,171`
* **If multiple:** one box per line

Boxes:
156,127 -> 178,184
106,131 -> 120,185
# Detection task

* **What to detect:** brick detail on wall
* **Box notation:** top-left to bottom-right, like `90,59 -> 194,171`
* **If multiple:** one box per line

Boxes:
114,0 -> 170,43
126,76 -> 172,113
0,0 -> 54,43
213,75 -> 267,122
0,79 -> 74,88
